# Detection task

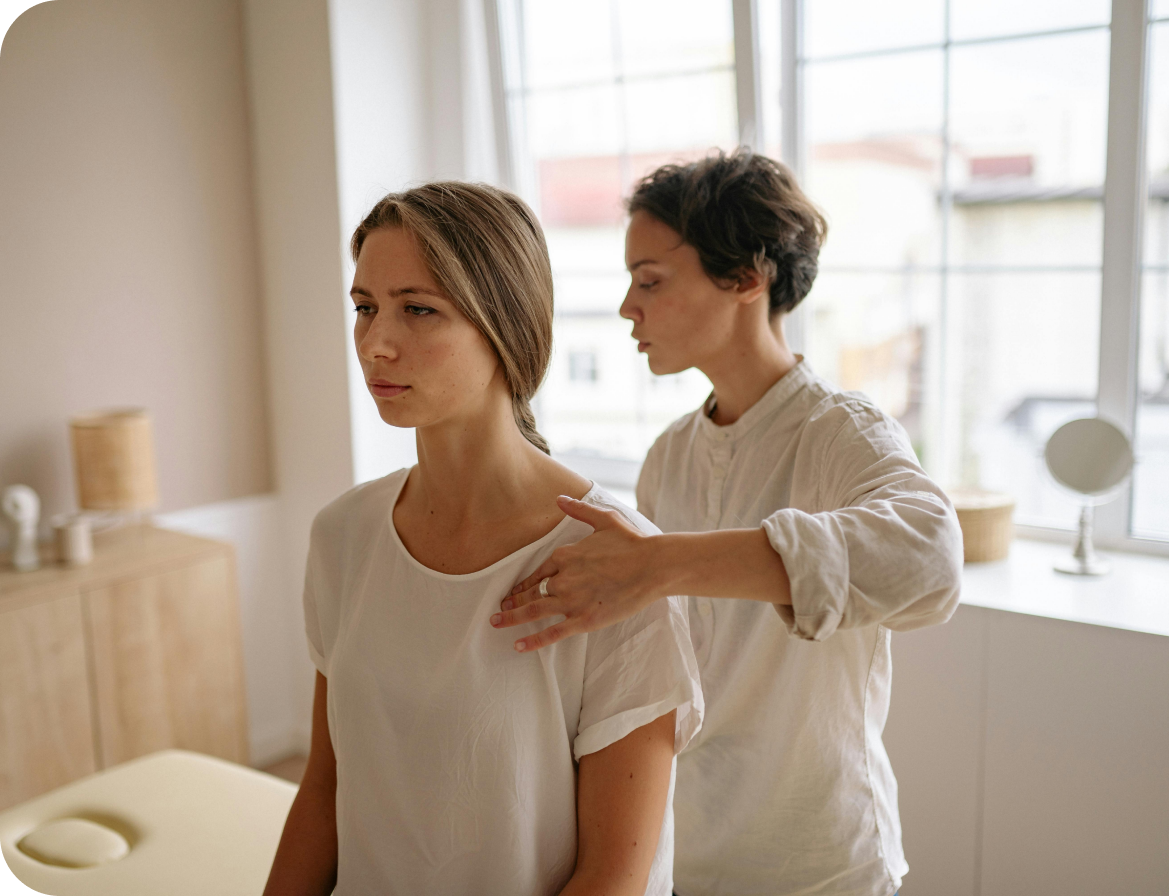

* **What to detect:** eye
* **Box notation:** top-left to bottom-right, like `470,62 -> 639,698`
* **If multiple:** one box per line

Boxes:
405,303 -> 436,317
352,303 -> 375,316
639,280 -> 659,290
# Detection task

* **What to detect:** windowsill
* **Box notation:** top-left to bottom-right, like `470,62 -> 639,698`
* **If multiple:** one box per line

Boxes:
960,538 -> 1169,637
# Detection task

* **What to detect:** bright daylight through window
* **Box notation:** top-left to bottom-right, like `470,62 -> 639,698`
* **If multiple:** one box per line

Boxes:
494,0 -> 1169,545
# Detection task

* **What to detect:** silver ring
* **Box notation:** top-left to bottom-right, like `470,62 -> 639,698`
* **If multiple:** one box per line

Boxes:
539,577 -> 551,597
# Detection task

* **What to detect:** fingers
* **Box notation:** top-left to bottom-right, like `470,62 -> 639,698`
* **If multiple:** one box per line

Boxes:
490,596 -> 563,630
508,558 -> 558,600
555,495 -> 621,531
501,582 -> 542,613
489,598 -> 577,651
512,618 -> 577,653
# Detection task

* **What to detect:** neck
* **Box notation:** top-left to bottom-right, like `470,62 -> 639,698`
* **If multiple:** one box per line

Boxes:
701,312 -> 798,425
411,391 -> 544,522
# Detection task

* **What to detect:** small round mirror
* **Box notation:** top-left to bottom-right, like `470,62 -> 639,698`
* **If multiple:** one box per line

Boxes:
1043,417 -> 1134,577
1044,417 -> 1133,499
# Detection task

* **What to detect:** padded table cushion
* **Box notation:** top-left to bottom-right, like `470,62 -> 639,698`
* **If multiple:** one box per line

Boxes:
0,750 -> 297,896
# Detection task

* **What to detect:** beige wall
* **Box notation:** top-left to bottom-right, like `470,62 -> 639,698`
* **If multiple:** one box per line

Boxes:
0,0 -> 272,533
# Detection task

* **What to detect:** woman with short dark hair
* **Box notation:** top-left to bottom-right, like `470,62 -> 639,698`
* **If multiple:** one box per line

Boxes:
494,150 -> 963,896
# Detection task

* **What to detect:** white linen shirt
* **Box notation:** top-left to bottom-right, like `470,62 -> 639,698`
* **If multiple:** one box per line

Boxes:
303,470 -> 703,896
637,360 -> 963,896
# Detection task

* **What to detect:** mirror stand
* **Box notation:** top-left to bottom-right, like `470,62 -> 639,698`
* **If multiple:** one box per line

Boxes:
1054,504 -> 1111,576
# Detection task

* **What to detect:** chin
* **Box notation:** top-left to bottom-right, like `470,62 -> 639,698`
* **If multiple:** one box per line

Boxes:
646,353 -> 688,376
373,400 -> 426,430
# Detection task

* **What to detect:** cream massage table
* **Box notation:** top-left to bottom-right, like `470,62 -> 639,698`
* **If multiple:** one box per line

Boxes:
0,750 -> 297,895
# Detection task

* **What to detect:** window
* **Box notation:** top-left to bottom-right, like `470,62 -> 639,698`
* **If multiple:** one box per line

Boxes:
802,1 -> 1111,533
489,0 -> 1169,550
492,0 -> 738,478
568,350 -> 599,382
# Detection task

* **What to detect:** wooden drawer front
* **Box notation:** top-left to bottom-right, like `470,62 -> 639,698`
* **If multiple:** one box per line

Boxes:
0,593 -> 97,810
84,553 -> 248,767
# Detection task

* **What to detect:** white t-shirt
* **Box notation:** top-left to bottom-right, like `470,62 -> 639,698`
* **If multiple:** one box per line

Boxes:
303,468 -> 703,896
637,360 -> 963,896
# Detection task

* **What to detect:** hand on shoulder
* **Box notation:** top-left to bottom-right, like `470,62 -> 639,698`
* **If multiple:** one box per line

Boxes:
490,495 -> 663,652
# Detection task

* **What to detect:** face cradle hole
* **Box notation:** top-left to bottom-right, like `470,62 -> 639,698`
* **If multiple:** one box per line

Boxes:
16,816 -> 134,868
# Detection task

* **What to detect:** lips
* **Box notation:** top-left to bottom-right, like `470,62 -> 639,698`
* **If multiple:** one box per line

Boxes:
368,380 -> 409,398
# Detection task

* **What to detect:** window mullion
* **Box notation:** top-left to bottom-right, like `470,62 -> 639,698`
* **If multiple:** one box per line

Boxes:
733,0 -> 764,150
780,0 -> 808,353
483,0 -> 517,191
779,0 -> 802,176
1096,0 -> 1151,541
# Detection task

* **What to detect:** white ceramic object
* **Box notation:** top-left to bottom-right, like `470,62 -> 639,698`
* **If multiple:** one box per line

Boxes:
52,514 -> 94,567
1044,417 -> 1135,576
1,484 -> 41,572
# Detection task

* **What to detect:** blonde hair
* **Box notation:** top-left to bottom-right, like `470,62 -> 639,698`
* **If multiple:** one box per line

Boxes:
351,182 -> 553,454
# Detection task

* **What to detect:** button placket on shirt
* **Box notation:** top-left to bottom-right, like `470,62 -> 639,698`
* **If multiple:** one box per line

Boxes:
706,429 -> 733,527
698,429 -> 734,635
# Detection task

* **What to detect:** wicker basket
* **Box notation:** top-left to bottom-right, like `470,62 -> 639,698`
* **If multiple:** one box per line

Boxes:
948,489 -> 1015,563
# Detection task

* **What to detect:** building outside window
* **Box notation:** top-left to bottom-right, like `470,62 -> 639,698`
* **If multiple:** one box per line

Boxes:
494,0 -> 739,486
567,350 -> 600,382
492,0 -> 1169,548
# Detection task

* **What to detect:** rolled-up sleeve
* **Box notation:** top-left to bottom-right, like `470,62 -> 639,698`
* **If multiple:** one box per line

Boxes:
761,402 -> 964,640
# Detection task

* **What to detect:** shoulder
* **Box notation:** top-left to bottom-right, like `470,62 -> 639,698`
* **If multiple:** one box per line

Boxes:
579,485 -> 662,536
798,376 -> 914,459
310,467 -> 409,547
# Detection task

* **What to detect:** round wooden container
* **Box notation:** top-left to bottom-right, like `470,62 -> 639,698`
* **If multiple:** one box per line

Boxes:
70,409 -> 159,511
949,489 -> 1015,563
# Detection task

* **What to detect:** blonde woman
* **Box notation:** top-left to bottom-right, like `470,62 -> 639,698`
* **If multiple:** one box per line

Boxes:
262,182 -> 702,896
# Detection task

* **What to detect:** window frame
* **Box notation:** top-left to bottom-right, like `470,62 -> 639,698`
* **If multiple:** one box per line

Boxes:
488,0 -> 1169,554
784,0 -> 1167,555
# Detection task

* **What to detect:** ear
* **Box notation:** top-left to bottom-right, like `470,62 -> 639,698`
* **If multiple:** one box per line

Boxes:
732,267 -> 770,306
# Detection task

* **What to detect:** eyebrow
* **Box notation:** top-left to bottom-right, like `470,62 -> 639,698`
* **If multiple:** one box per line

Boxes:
627,260 -> 659,272
349,286 -> 445,299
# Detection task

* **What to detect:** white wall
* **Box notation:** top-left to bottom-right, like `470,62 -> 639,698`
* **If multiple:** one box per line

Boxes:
0,0 -> 272,537
327,0 -> 498,486
886,605 -> 1169,895
327,0 -> 428,486
240,0 -> 358,745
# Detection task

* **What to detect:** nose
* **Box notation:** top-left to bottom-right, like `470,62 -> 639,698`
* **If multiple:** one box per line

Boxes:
619,287 -> 642,323
356,312 -> 401,365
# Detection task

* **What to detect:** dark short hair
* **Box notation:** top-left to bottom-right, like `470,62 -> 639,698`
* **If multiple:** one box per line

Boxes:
627,149 -> 827,316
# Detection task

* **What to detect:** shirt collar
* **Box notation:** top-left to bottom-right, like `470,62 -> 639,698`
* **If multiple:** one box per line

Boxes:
699,356 -> 813,443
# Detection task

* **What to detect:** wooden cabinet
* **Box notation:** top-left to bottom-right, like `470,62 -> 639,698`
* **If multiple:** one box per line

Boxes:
0,526 -> 248,811
0,591 -> 96,808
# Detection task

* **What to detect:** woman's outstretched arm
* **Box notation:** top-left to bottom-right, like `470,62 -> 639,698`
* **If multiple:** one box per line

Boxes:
263,672 -> 338,896
491,499 -> 790,652
560,710 -> 677,896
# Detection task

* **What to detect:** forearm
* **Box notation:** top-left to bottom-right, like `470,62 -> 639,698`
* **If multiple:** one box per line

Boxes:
647,528 -> 791,606
262,777 -> 338,896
